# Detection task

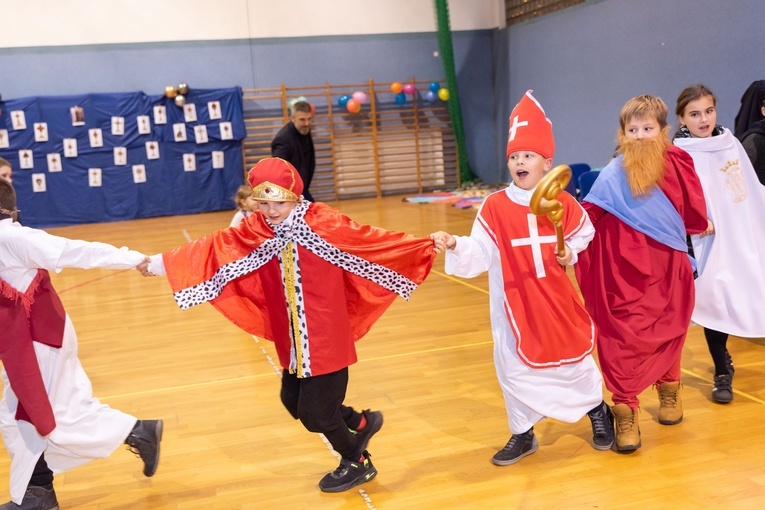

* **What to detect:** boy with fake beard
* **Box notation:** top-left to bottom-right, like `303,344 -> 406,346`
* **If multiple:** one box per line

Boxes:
575,95 -> 709,453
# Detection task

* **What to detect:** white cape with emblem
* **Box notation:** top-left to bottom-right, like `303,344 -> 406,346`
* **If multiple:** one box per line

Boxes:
674,130 -> 765,337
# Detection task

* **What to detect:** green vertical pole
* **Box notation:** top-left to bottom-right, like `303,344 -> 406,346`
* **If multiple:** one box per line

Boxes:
435,0 -> 476,184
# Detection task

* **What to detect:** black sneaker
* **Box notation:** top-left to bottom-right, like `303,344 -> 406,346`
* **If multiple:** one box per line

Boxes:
351,410 -> 383,458
491,429 -> 539,466
318,452 -> 378,493
712,374 -> 733,404
587,401 -> 615,451
125,419 -> 163,477
0,486 -> 58,510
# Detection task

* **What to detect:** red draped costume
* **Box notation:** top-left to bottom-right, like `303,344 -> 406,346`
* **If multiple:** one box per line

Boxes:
576,147 -> 708,406
161,201 -> 435,378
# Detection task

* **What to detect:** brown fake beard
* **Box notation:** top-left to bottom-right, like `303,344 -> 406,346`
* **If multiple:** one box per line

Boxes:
617,128 -> 670,197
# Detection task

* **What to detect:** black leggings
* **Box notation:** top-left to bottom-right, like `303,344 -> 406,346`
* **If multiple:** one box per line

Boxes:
29,454 -> 54,489
280,368 -> 363,460
703,327 -> 730,376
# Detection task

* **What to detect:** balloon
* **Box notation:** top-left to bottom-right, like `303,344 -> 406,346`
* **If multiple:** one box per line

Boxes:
178,83 -> 189,95
346,98 -> 361,114
297,96 -> 308,103
164,85 -> 178,98
288,97 -> 299,110
438,88 -> 450,101
429,81 -> 441,93
390,82 -> 403,94
338,95 -> 350,107
402,83 -> 416,95
352,91 -> 367,104
425,91 -> 437,102
394,92 -> 406,105
309,103 -> 316,114
174,94 -> 186,107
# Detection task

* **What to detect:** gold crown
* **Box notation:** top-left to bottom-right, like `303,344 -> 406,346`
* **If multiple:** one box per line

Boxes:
251,181 -> 299,202
720,159 -> 739,174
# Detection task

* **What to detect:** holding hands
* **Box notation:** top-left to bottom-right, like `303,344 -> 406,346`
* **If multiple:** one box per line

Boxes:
430,231 -> 456,253
136,256 -> 156,277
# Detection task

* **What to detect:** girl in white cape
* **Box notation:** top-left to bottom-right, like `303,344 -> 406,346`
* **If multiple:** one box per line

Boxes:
673,84 -> 765,404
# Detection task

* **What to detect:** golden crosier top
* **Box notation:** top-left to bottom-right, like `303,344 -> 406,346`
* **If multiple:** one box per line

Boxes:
251,181 -> 300,202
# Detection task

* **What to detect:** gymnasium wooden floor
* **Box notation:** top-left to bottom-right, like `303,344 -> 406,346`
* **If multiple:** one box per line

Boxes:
2,195 -> 764,509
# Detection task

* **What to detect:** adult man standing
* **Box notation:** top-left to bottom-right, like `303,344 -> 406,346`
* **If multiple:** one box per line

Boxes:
271,101 -> 316,201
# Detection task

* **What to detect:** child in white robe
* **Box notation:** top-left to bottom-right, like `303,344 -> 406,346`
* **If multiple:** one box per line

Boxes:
0,179 -> 162,509
430,91 -> 611,465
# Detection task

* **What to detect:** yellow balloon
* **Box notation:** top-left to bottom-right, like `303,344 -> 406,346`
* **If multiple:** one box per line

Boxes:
438,88 -> 450,101
164,85 -> 178,98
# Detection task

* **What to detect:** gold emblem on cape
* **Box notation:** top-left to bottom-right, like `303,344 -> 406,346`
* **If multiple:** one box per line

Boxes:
719,159 -> 746,203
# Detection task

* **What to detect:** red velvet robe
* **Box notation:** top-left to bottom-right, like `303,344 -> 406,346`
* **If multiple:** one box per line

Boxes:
576,146 -> 708,399
162,201 -> 435,377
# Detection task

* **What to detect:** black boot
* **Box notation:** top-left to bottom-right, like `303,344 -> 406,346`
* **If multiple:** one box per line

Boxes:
125,419 -> 163,477
0,486 -> 58,510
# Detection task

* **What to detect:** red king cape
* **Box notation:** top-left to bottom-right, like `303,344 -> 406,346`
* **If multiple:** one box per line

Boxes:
162,201 -> 435,377
479,190 -> 596,368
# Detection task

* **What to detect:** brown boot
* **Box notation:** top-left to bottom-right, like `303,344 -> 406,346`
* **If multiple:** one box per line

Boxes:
657,381 -> 683,425
611,404 -> 641,453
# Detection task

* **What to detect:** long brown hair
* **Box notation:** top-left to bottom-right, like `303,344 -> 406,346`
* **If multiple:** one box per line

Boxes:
676,84 -> 716,117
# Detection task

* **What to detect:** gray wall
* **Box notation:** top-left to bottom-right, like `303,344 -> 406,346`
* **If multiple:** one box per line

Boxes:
494,0 -> 765,182
0,31 -> 498,184
3,0 -> 762,187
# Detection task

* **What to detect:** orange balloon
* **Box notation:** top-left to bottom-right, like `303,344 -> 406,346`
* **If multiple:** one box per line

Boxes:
390,82 -> 403,94
346,98 -> 361,113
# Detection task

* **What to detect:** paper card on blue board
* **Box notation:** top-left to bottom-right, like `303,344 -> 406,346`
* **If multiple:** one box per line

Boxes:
88,168 -> 102,187
137,115 -> 151,134
112,116 -> 125,135
194,125 -> 208,143
89,128 -> 103,148
173,123 -> 187,142
183,154 -> 196,172
34,123 -> 49,142
132,164 -> 146,183
212,151 -> 225,169
47,153 -> 62,172
220,122 -> 233,140
32,173 -> 46,192
63,139 -> 78,158
208,101 -> 222,120
114,147 -> 127,166
183,103 -> 197,122
145,141 -> 160,160
11,111 -> 26,130
194,125 -> 208,144
153,105 -> 167,125
0,130 -> 8,148
70,106 -> 85,126
18,150 -> 33,169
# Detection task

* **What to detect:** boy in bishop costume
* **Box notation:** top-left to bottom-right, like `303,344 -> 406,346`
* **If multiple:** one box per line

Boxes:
143,157 -> 435,493
430,91 -> 613,466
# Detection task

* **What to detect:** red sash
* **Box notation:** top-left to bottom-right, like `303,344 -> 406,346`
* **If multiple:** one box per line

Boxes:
0,270 -> 66,435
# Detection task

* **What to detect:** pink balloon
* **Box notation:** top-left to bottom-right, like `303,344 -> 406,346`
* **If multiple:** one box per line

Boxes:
346,98 -> 361,114
351,91 -> 367,104
402,83 -> 416,95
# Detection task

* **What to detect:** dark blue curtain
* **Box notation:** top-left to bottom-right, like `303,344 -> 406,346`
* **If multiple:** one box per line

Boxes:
0,87 -> 245,227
